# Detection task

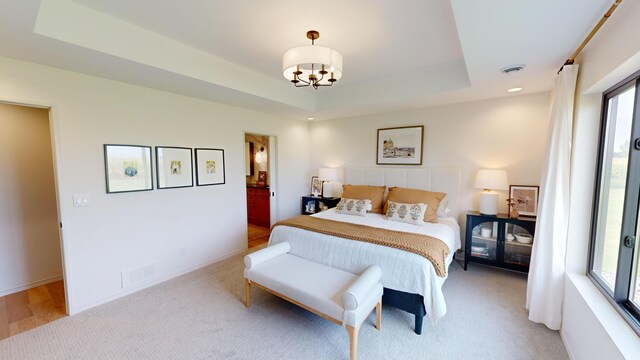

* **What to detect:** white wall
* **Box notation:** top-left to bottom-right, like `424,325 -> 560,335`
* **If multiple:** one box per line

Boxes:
309,92 -> 551,223
0,56 -> 309,314
562,0 -> 640,358
0,103 -> 62,296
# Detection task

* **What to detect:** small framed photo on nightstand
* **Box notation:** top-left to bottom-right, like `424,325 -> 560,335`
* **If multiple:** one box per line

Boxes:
509,185 -> 539,217
310,176 -> 322,197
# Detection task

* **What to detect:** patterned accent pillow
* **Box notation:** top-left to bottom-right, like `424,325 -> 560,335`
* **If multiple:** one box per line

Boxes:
384,187 -> 446,223
335,198 -> 372,217
386,201 -> 427,226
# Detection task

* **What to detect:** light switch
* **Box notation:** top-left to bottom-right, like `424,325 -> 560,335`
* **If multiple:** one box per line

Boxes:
73,194 -> 89,207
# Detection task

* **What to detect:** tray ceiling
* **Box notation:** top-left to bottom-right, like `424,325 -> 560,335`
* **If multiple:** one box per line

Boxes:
0,0 -> 612,120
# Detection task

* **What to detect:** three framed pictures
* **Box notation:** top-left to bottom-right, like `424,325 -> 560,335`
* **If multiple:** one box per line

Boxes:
376,125 -> 424,165
103,144 -> 225,193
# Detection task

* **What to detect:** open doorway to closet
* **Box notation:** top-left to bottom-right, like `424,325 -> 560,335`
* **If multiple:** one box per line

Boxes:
245,133 -> 276,249
0,102 -> 66,340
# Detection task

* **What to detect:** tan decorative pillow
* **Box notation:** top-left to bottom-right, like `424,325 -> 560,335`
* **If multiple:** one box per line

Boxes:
341,185 -> 386,214
386,201 -> 427,226
384,187 -> 447,223
335,198 -> 371,217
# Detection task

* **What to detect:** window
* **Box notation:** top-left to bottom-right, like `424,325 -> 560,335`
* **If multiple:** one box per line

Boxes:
589,70 -> 640,331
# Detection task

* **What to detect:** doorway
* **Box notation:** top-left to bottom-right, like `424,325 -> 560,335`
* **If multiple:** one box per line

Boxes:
0,102 -> 66,339
245,133 -> 276,249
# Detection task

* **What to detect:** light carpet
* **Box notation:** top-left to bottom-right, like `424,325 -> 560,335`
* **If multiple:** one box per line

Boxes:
0,252 -> 568,360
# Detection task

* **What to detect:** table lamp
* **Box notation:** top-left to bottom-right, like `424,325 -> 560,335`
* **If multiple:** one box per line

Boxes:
474,169 -> 509,215
319,167 -> 338,198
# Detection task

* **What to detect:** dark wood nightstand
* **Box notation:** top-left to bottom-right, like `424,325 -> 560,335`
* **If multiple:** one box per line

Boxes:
301,196 -> 341,215
464,211 -> 536,273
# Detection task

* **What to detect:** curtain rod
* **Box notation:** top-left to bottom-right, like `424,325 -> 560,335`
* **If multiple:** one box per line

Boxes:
558,0 -> 622,73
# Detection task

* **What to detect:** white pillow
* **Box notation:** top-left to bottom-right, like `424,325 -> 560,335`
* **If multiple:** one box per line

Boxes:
335,198 -> 372,216
386,201 -> 427,226
436,195 -> 449,218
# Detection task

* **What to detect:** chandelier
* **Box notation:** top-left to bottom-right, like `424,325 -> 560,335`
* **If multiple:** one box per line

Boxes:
282,30 -> 343,89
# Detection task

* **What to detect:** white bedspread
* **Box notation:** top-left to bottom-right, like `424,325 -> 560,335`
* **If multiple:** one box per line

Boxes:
268,209 -> 461,323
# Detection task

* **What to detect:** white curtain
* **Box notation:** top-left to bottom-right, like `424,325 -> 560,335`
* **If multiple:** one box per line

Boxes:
526,64 -> 579,330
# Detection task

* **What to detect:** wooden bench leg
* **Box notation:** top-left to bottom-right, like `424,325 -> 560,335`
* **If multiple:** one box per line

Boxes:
376,300 -> 382,330
346,325 -> 359,360
244,278 -> 251,308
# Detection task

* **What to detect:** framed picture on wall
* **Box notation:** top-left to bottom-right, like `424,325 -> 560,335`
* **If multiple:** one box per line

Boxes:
156,146 -> 194,189
195,148 -> 225,186
509,185 -> 540,217
104,144 -> 153,194
376,125 -> 424,165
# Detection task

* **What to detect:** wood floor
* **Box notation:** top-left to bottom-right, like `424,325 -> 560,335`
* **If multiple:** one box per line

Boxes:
248,224 -> 270,249
0,280 -> 66,340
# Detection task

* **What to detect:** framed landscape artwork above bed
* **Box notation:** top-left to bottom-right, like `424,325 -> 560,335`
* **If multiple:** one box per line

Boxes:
376,125 -> 424,165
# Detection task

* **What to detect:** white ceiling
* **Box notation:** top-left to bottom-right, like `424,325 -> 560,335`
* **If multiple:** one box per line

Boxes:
0,0 -> 612,121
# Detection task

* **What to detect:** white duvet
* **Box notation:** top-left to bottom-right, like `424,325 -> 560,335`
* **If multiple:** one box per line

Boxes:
268,209 -> 461,323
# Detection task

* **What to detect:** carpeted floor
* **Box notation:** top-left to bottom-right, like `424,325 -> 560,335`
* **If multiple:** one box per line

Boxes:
0,252 -> 568,360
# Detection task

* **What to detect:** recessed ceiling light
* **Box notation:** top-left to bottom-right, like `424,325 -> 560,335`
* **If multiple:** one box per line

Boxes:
307,117 -> 315,120
507,87 -> 523,93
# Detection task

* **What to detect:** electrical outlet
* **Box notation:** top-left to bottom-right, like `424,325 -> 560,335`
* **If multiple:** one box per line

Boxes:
179,247 -> 186,256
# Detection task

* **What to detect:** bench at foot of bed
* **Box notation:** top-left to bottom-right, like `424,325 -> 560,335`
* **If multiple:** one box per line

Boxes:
244,242 -> 383,360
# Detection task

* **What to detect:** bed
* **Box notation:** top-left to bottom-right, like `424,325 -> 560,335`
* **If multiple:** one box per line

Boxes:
269,167 -> 462,334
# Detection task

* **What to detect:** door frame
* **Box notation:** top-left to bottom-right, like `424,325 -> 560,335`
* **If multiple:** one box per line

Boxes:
243,131 -> 278,226
0,97 -> 71,315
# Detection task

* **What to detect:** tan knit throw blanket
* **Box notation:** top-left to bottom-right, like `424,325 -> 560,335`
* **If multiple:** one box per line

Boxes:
273,215 -> 450,277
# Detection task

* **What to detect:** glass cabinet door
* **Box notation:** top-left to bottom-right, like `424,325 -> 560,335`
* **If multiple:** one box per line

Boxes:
470,221 -> 498,261
504,223 -> 533,266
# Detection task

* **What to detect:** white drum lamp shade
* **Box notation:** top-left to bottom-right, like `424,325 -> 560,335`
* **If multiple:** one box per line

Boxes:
319,167 -> 339,198
474,169 -> 509,215
283,46 -> 343,85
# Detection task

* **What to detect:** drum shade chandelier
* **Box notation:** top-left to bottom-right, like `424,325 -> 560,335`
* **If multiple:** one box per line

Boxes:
283,30 -> 343,89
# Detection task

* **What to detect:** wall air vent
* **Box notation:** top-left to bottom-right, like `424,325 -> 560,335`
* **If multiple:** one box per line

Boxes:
121,263 -> 159,288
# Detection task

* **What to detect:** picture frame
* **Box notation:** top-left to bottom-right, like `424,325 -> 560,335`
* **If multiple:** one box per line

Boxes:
104,144 -> 153,194
376,125 -> 424,165
310,176 -> 322,197
156,146 -> 193,189
509,185 -> 540,217
257,171 -> 267,187
195,148 -> 225,186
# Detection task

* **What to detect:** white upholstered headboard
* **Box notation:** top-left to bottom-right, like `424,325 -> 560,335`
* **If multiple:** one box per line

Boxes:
344,167 -> 462,220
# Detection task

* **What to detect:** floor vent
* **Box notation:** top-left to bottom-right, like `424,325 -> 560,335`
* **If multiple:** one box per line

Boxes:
121,263 -> 159,289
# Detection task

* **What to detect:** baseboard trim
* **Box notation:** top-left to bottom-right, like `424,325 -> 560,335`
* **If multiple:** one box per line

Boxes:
69,247 -> 246,315
0,275 -> 63,297
560,328 -> 575,360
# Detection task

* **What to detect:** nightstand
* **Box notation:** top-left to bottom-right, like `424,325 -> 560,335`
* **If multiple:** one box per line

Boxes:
301,196 -> 341,215
464,211 -> 536,273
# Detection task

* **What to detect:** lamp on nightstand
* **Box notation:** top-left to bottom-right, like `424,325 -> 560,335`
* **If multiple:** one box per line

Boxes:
474,169 -> 509,215
318,167 -> 338,198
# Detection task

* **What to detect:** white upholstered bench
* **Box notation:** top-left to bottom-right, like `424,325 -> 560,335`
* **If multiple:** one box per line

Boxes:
244,242 -> 383,360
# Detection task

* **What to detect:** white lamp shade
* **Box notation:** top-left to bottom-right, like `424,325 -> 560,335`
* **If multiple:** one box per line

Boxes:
474,169 -> 509,191
283,45 -> 343,84
318,167 -> 338,181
